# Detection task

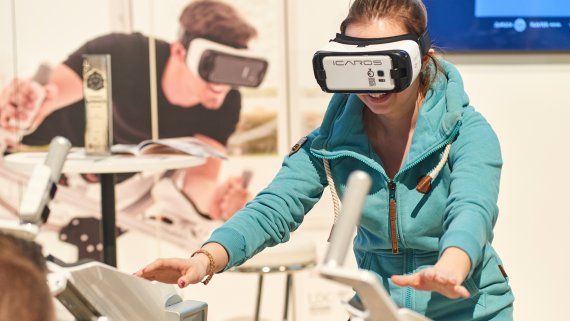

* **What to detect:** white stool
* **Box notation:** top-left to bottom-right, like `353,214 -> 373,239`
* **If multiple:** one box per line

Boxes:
227,237 -> 317,321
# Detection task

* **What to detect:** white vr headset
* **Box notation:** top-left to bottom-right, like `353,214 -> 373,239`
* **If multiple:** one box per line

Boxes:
186,38 -> 268,88
312,31 -> 431,93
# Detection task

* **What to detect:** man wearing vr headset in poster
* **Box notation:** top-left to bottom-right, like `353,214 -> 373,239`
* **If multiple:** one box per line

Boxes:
0,0 -> 268,227
137,0 -> 514,320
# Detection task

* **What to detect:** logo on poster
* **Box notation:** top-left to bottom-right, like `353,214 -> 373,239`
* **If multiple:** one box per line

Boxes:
514,18 -> 527,32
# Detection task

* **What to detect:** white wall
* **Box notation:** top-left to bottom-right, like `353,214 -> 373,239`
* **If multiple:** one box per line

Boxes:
1,0 -> 112,80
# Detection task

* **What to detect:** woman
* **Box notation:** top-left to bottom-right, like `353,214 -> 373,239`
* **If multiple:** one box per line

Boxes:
136,0 -> 514,319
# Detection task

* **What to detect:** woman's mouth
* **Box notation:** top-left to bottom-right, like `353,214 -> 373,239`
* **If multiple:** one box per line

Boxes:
368,93 -> 392,102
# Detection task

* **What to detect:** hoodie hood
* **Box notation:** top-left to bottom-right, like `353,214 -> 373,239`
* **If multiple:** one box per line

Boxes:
311,59 -> 468,168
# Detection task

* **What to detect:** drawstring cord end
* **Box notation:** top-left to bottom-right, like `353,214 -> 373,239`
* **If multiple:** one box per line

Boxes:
416,175 -> 433,194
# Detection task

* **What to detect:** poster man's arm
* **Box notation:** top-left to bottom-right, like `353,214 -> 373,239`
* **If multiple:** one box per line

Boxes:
181,134 -> 249,221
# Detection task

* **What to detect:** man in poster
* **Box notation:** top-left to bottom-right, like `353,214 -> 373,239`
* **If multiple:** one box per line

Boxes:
0,0 -> 264,222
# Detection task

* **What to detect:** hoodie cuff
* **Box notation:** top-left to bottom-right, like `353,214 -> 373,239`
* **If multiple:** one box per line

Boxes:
204,227 -> 247,272
439,230 -> 482,278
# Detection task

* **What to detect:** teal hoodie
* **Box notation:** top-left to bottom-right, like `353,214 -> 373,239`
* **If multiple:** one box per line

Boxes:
207,61 -> 514,320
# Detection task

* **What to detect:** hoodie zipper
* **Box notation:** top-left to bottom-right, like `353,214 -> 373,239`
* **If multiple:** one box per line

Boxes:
388,180 -> 399,254
405,249 -> 415,309
394,123 -> 461,310
390,122 -> 461,252
311,121 -> 462,254
313,121 -> 462,311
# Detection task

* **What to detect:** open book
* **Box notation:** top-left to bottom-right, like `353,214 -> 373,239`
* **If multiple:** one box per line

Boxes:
111,137 -> 227,160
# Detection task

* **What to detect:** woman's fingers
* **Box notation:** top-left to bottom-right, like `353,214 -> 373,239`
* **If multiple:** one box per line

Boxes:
137,268 -> 179,284
177,270 -> 202,288
135,258 -> 188,283
135,258 -> 208,288
177,276 -> 189,288
422,268 -> 436,281
140,258 -> 173,273
453,284 -> 470,299
391,274 -> 419,287
391,268 -> 471,299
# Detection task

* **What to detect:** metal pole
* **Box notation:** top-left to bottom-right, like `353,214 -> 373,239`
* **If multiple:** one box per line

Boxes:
100,173 -> 117,267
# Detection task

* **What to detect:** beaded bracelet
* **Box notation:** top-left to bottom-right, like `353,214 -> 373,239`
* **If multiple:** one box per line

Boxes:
191,249 -> 215,285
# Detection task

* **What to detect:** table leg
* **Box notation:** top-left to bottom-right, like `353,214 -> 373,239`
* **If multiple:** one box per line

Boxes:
100,173 -> 117,267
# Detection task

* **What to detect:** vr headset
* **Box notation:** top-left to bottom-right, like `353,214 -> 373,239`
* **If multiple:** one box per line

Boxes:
186,37 -> 268,88
312,31 -> 431,93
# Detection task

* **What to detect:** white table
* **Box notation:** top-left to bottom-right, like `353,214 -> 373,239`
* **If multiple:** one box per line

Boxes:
4,149 -> 205,266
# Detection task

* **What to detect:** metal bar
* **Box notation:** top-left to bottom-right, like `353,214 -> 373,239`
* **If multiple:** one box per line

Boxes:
283,273 -> 292,321
100,173 -> 117,267
254,274 -> 264,321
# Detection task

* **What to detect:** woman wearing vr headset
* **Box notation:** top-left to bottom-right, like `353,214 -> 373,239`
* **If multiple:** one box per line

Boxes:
137,0 -> 514,320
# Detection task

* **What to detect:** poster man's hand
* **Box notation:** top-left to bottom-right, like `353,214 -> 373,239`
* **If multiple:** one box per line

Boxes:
209,176 -> 250,221
0,79 -> 55,132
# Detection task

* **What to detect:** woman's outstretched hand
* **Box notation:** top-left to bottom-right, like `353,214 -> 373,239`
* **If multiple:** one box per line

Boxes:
391,266 -> 470,299
391,247 -> 472,299
134,257 -> 208,288
135,243 -> 230,288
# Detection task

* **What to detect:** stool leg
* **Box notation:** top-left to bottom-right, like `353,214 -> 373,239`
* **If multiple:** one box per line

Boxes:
283,273 -> 292,321
254,274 -> 264,321
291,276 -> 297,321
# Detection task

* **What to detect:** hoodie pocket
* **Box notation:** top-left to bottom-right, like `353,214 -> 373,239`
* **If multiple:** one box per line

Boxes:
463,277 -> 487,308
354,251 -> 374,273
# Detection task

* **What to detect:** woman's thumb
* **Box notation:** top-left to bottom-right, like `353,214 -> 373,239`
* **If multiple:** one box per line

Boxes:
177,275 -> 192,288
177,271 -> 202,288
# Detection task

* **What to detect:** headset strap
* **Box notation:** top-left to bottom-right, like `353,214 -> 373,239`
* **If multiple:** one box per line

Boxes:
332,31 -> 431,56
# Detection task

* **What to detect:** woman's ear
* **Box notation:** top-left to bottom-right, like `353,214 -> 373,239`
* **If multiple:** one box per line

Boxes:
421,48 -> 435,72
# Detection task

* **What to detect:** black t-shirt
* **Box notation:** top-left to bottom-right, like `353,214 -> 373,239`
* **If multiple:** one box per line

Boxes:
23,33 -> 241,147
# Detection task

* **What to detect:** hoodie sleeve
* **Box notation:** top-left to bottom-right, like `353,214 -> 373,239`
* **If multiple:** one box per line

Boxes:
439,107 -> 503,277
204,130 -> 328,271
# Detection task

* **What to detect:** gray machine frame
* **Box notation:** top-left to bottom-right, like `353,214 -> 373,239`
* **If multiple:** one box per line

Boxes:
0,136 -> 208,321
320,171 -> 432,321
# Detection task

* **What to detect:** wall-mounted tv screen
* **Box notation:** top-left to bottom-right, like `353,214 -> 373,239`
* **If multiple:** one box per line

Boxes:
424,0 -> 570,52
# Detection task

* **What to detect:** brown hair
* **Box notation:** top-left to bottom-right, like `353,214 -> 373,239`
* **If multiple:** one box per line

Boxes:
0,234 -> 54,321
340,0 -> 445,96
0,232 -> 47,273
179,0 -> 258,49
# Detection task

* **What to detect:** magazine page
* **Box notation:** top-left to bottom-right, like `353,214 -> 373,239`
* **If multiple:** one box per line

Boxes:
137,137 -> 227,159
110,144 -> 139,155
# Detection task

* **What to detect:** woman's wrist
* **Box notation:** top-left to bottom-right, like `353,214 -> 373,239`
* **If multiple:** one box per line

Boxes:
191,249 -> 215,285
188,243 -> 230,285
201,242 -> 230,273
435,247 -> 471,283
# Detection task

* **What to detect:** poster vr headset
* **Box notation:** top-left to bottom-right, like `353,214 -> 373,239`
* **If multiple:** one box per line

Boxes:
186,37 -> 268,88
312,31 -> 431,93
